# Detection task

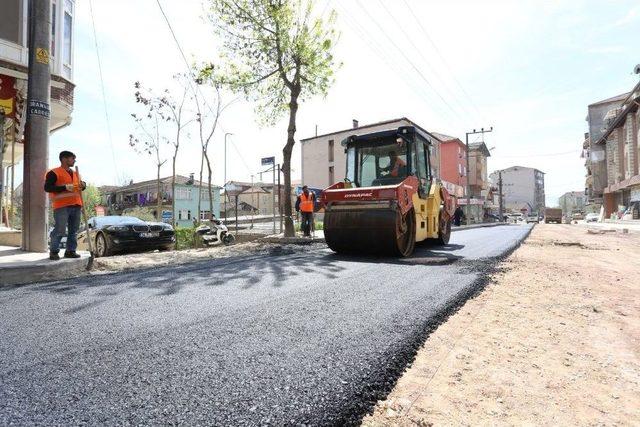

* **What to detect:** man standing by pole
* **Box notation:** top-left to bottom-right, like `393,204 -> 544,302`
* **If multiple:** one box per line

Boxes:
295,185 -> 315,238
44,151 -> 86,260
22,0 -> 52,251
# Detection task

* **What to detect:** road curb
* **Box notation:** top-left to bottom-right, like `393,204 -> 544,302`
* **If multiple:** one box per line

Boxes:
0,256 -> 91,287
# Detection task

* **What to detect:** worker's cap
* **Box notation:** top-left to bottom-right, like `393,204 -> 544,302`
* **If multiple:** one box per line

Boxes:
59,150 -> 76,160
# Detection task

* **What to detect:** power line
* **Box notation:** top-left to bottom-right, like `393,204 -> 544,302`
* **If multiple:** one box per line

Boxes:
401,0 -> 486,122
335,1 -> 457,128
353,0 -> 466,126
376,0 -> 476,121
88,0 -> 120,183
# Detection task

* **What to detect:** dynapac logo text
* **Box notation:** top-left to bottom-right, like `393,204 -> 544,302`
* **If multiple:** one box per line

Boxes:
344,192 -> 373,198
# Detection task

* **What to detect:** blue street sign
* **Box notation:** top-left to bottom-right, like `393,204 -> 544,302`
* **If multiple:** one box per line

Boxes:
261,156 -> 275,166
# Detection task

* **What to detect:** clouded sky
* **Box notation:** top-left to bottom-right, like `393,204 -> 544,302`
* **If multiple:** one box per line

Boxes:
40,0 -> 640,205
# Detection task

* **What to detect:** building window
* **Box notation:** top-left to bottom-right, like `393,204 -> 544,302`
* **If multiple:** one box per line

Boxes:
328,139 -> 335,162
329,166 -> 335,184
0,0 -> 22,45
63,11 -> 72,65
178,209 -> 188,220
176,188 -> 192,200
200,210 -> 211,220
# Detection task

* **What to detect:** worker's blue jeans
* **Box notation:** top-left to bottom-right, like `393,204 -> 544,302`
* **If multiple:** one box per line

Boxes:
50,206 -> 81,253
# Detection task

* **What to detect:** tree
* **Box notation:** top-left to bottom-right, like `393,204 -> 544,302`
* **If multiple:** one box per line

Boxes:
203,0 -> 339,236
130,81 -> 169,221
192,69 -> 234,225
82,184 -> 103,218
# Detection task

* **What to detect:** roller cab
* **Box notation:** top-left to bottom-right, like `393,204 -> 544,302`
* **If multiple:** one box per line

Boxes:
321,126 -> 455,256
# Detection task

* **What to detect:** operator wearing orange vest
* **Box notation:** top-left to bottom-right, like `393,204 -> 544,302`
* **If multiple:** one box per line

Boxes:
383,151 -> 406,177
295,185 -> 315,237
44,151 -> 86,260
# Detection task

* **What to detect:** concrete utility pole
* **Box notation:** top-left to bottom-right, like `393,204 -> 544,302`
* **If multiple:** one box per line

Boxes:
498,170 -> 504,221
223,132 -> 232,219
272,164 -> 276,234
465,127 -> 493,226
23,0 -> 52,252
0,110 -> 5,227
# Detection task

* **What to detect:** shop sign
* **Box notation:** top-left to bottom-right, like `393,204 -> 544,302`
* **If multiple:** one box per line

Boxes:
631,186 -> 640,202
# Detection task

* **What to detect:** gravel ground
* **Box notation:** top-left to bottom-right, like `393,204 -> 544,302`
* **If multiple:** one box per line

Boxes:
0,225 -> 531,426
363,224 -> 640,425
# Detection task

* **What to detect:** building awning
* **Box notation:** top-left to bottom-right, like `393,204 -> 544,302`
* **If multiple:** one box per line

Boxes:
604,175 -> 640,194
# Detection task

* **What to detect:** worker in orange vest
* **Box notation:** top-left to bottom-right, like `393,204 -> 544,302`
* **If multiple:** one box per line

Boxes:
44,151 -> 86,260
384,151 -> 406,177
295,185 -> 315,237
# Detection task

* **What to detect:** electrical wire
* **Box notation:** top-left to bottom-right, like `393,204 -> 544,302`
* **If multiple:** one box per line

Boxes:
88,0 -> 120,183
401,0 -> 486,122
352,0 -> 467,126
334,1 -> 457,128
376,0 -> 476,121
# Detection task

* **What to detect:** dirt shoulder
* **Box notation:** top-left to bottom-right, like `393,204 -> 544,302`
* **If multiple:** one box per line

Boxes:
363,224 -> 640,426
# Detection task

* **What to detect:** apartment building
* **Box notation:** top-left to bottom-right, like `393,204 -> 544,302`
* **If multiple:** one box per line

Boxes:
433,132 -> 467,189
589,78 -> 640,219
558,191 -> 587,216
1,0 -> 76,226
300,118 -> 442,189
490,166 -> 546,214
103,175 -> 221,227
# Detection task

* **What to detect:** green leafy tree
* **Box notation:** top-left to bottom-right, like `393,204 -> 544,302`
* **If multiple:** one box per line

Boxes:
203,0 -> 339,236
82,184 -> 103,218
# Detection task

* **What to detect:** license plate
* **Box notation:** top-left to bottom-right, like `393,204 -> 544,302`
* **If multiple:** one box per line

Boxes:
140,232 -> 159,238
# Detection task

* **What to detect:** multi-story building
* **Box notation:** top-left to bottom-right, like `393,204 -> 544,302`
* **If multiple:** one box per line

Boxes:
589,78 -> 640,219
558,191 -> 587,216
467,142 -> 492,199
490,166 -> 545,214
104,175 -> 221,228
300,118 -> 442,189
1,0 -> 76,227
222,180 -> 298,217
433,132 -> 467,189
583,92 -> 629,207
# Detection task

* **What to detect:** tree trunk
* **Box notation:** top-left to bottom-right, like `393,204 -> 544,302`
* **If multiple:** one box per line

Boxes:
282,88 -> 300,237
204,151 -> 214,224
197,147 -> 204,223
156,164 -> 162,221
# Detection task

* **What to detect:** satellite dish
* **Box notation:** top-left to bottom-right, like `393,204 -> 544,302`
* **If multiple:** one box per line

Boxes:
634,64 -> 640,75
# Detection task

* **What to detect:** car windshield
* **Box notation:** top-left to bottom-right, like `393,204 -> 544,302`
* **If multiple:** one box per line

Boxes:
95,216 -> 147,227
350,138 -> 409,187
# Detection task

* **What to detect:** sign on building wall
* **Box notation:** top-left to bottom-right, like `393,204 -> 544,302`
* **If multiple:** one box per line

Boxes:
631,186 -> 640,202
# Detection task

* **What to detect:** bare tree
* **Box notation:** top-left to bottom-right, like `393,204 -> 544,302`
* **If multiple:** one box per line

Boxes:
130,82 -> 169,221
193,69 -> 234,224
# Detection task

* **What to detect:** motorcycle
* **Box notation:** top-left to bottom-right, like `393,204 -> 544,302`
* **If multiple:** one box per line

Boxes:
195,219 -> 235,246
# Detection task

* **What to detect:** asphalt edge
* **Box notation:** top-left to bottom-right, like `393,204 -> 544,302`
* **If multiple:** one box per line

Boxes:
341,224 -> 535,426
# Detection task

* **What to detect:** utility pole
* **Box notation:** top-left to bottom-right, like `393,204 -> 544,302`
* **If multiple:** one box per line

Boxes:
272,164 -> 276,234
498,170 -> 504,221
465,127 -> 493,226
0,110 -> 5,227
277,163 -> 282,233
250,174 -> 254,229
223,132 -> 232,219
23,0 -> 52,252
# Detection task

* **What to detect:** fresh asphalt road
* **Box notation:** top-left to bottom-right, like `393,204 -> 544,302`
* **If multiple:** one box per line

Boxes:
0,224 -> 532,426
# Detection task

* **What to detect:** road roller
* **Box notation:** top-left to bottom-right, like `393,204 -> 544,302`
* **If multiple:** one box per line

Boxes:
321,126 -> 456,256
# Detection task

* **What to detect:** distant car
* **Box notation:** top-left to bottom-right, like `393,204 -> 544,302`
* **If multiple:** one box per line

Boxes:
526,214 -> 539,224
80,216 -> 175,257
585,213 -> 599,223
571,212 -> 584,221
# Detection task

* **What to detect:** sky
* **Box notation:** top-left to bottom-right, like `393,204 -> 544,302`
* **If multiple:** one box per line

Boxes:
37,0 -> 640,205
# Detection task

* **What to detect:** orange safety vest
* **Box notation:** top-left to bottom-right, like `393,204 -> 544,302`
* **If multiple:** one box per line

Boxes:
46,167 -> 83,210
390,158 -> 406,177
299,192 -> 314,213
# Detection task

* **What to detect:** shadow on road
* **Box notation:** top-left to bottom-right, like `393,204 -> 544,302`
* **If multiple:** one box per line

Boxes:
325,242 -> 466,266
0,251 -> 348,313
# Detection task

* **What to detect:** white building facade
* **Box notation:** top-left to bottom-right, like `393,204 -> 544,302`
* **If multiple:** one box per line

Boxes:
490,166 -> 546,214
300,118 -> 442,189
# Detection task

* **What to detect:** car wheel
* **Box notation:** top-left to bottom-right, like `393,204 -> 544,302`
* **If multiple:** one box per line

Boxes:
158,245 -> 174,252
95,233 -> 111,257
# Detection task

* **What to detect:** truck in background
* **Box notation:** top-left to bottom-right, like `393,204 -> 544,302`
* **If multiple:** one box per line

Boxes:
544,208 -> 563,224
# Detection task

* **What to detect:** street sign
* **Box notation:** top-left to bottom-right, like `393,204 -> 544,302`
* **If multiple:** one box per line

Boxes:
261,156 -> 275,166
